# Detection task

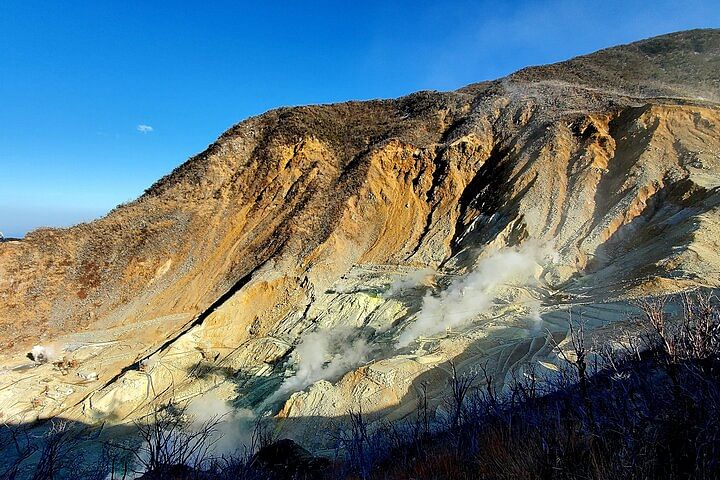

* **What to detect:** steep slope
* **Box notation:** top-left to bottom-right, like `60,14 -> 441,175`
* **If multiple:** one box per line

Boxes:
1,30 -> 719,446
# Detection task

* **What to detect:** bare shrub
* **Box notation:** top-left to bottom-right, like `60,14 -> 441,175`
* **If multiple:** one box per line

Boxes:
0,423 -> 37,480
447,360 -> 476,433
550,310 -> 591,396
344,405 -> 371,479
639,292 -> 720,364
31,420 -> 106,480
109,401 -> 225,478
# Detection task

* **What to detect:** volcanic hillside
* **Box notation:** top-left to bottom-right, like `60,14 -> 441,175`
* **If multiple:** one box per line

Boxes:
1,29 -> 719,445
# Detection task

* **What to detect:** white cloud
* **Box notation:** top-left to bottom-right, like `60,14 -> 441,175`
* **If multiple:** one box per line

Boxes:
136,124 -> 154,133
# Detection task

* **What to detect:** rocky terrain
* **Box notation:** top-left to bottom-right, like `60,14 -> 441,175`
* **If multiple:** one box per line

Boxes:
1,29 -> 719,455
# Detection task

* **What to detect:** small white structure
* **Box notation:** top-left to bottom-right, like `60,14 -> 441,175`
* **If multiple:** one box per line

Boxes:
30,345 -> 51,364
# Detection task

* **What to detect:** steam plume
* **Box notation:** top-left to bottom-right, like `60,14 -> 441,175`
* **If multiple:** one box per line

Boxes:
271,327 -> 369,402
397,243 -> 553,347
186,391 -> 256,454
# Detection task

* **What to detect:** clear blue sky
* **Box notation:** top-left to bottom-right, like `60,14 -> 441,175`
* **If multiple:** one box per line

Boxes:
1,1 -> 718,238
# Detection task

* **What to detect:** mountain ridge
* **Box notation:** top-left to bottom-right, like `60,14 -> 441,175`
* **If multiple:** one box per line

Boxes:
140,29 -> 720,205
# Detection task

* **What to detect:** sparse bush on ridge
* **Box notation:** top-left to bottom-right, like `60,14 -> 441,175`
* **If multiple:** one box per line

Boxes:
4,292 -> 720,479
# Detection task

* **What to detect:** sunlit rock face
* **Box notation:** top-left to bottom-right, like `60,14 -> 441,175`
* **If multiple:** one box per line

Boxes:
1,29 -> 720,449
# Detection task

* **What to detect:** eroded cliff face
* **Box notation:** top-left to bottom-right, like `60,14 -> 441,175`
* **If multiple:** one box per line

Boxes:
1,30 -> 719,448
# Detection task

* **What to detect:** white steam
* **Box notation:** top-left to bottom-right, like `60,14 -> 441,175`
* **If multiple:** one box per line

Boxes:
30,345 -> 57,364
126,392 -> 256,476
186,391 -> 256,455
272,328 -> 369,402
385,268 -> 435,297
397,243 -> 554,347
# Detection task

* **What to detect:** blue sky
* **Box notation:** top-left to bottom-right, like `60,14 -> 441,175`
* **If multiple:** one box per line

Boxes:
1,1 -> 719,238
